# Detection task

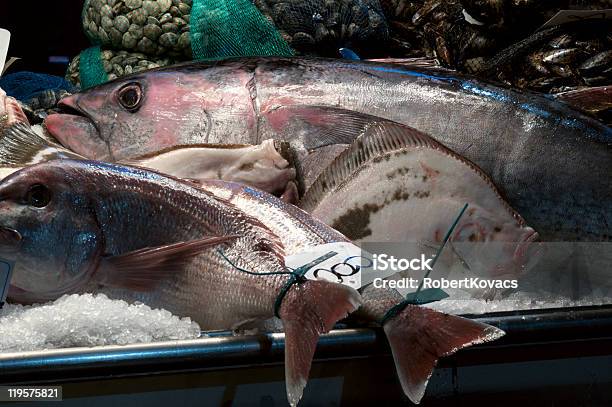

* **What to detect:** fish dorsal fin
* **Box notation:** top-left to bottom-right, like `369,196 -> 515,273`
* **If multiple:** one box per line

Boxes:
300,120 -> 439,211
365,57 -> 452,72
300,118 -> 528,226
0,123 -> 81,166
553,86 -> 612,114
97,235 -> 240,291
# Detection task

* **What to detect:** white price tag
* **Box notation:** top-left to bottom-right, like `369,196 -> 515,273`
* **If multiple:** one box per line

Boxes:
285,242 -> 369,290
0,29 -> 10,77
0,258 -> 14,305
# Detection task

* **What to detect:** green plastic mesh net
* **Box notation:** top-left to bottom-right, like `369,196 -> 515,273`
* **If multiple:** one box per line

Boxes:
190,0 -> 294,60
79,46 -> 108,89
78,0 -> 295,88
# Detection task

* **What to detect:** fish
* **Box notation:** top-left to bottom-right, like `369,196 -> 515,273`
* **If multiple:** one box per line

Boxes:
198,176 -> 505,404
578,50 -> 612,74
0,159 -> 361,406
123,140 -> 297,198
554,86 -> 612,116
44,57 -> 612,241
0,123 -> 82,179
0,88 -> 28,131
0,123 -> 297,198
299,113 -> 539,284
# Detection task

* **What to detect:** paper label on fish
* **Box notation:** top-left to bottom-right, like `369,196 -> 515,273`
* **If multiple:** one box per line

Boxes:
540,9 -> 612,30
0,258 -> 14,305
0,29 -> 10,77
285,242 -> 395,290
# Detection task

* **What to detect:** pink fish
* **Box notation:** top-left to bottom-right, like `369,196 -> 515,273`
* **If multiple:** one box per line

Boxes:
0,159 -> 360,406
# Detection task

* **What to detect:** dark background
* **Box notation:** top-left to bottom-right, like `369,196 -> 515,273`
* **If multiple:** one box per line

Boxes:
0,1 -> 90,77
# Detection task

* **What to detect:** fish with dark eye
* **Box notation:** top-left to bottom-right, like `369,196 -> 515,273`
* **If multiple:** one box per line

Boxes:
43,57 -> 612,241
117,83 -> 142,111
0,159 -> 361,406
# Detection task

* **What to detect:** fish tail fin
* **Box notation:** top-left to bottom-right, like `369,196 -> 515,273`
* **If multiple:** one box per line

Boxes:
0,122 -> 82,166
279,280 -> 361,406
383,304 -> 504,404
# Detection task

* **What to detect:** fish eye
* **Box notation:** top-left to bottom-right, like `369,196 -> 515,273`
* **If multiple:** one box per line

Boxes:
25,184 -> 51,208
117,83 -> 142,111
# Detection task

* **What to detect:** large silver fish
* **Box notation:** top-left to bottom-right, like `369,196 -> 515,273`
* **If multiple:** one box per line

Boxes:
43,58 -> 612,240
0,159 -> 360,406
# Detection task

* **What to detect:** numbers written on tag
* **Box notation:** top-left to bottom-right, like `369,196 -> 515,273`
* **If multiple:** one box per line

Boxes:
285,243 -> 374,290
311,255 -> 370,284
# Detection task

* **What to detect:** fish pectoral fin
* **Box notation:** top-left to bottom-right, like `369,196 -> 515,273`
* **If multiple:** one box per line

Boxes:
278,279 -> 362,406
383,305 -> 505,404
553,86 -> 612,114
265,105 -> 395,151
97,235 -> 240,291
300,119 -> 449,212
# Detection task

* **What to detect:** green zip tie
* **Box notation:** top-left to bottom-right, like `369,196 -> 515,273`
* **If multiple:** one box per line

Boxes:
380,203 -> 469,326
78,0 -> 294,88
272,251 -> 338,318
79,46 -> 108,89
217,249 -> 337,318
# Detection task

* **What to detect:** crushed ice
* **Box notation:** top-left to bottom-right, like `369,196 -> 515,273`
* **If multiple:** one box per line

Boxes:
426,289 -> 612,314
1,290 -> 610,354
0,294 -> 201,353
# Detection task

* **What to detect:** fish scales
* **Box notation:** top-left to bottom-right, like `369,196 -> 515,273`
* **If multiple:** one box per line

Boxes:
0,159 -> 362,406
44,58 -> 612,240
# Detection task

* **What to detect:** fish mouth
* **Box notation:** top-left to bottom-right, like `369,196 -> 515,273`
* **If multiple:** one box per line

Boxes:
44,96 -> 110,160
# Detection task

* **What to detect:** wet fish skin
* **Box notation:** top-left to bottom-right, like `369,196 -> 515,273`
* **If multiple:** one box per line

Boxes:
199,178 -> 505,404
541,48 -> 582,65
44,58 -> 612,241
299,116 -> 539,288
1,159 -> 286,316
579,50 -> 612,74
0,159 -> 361,406
126,140 -> 297,196
0,123 -> 296,197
